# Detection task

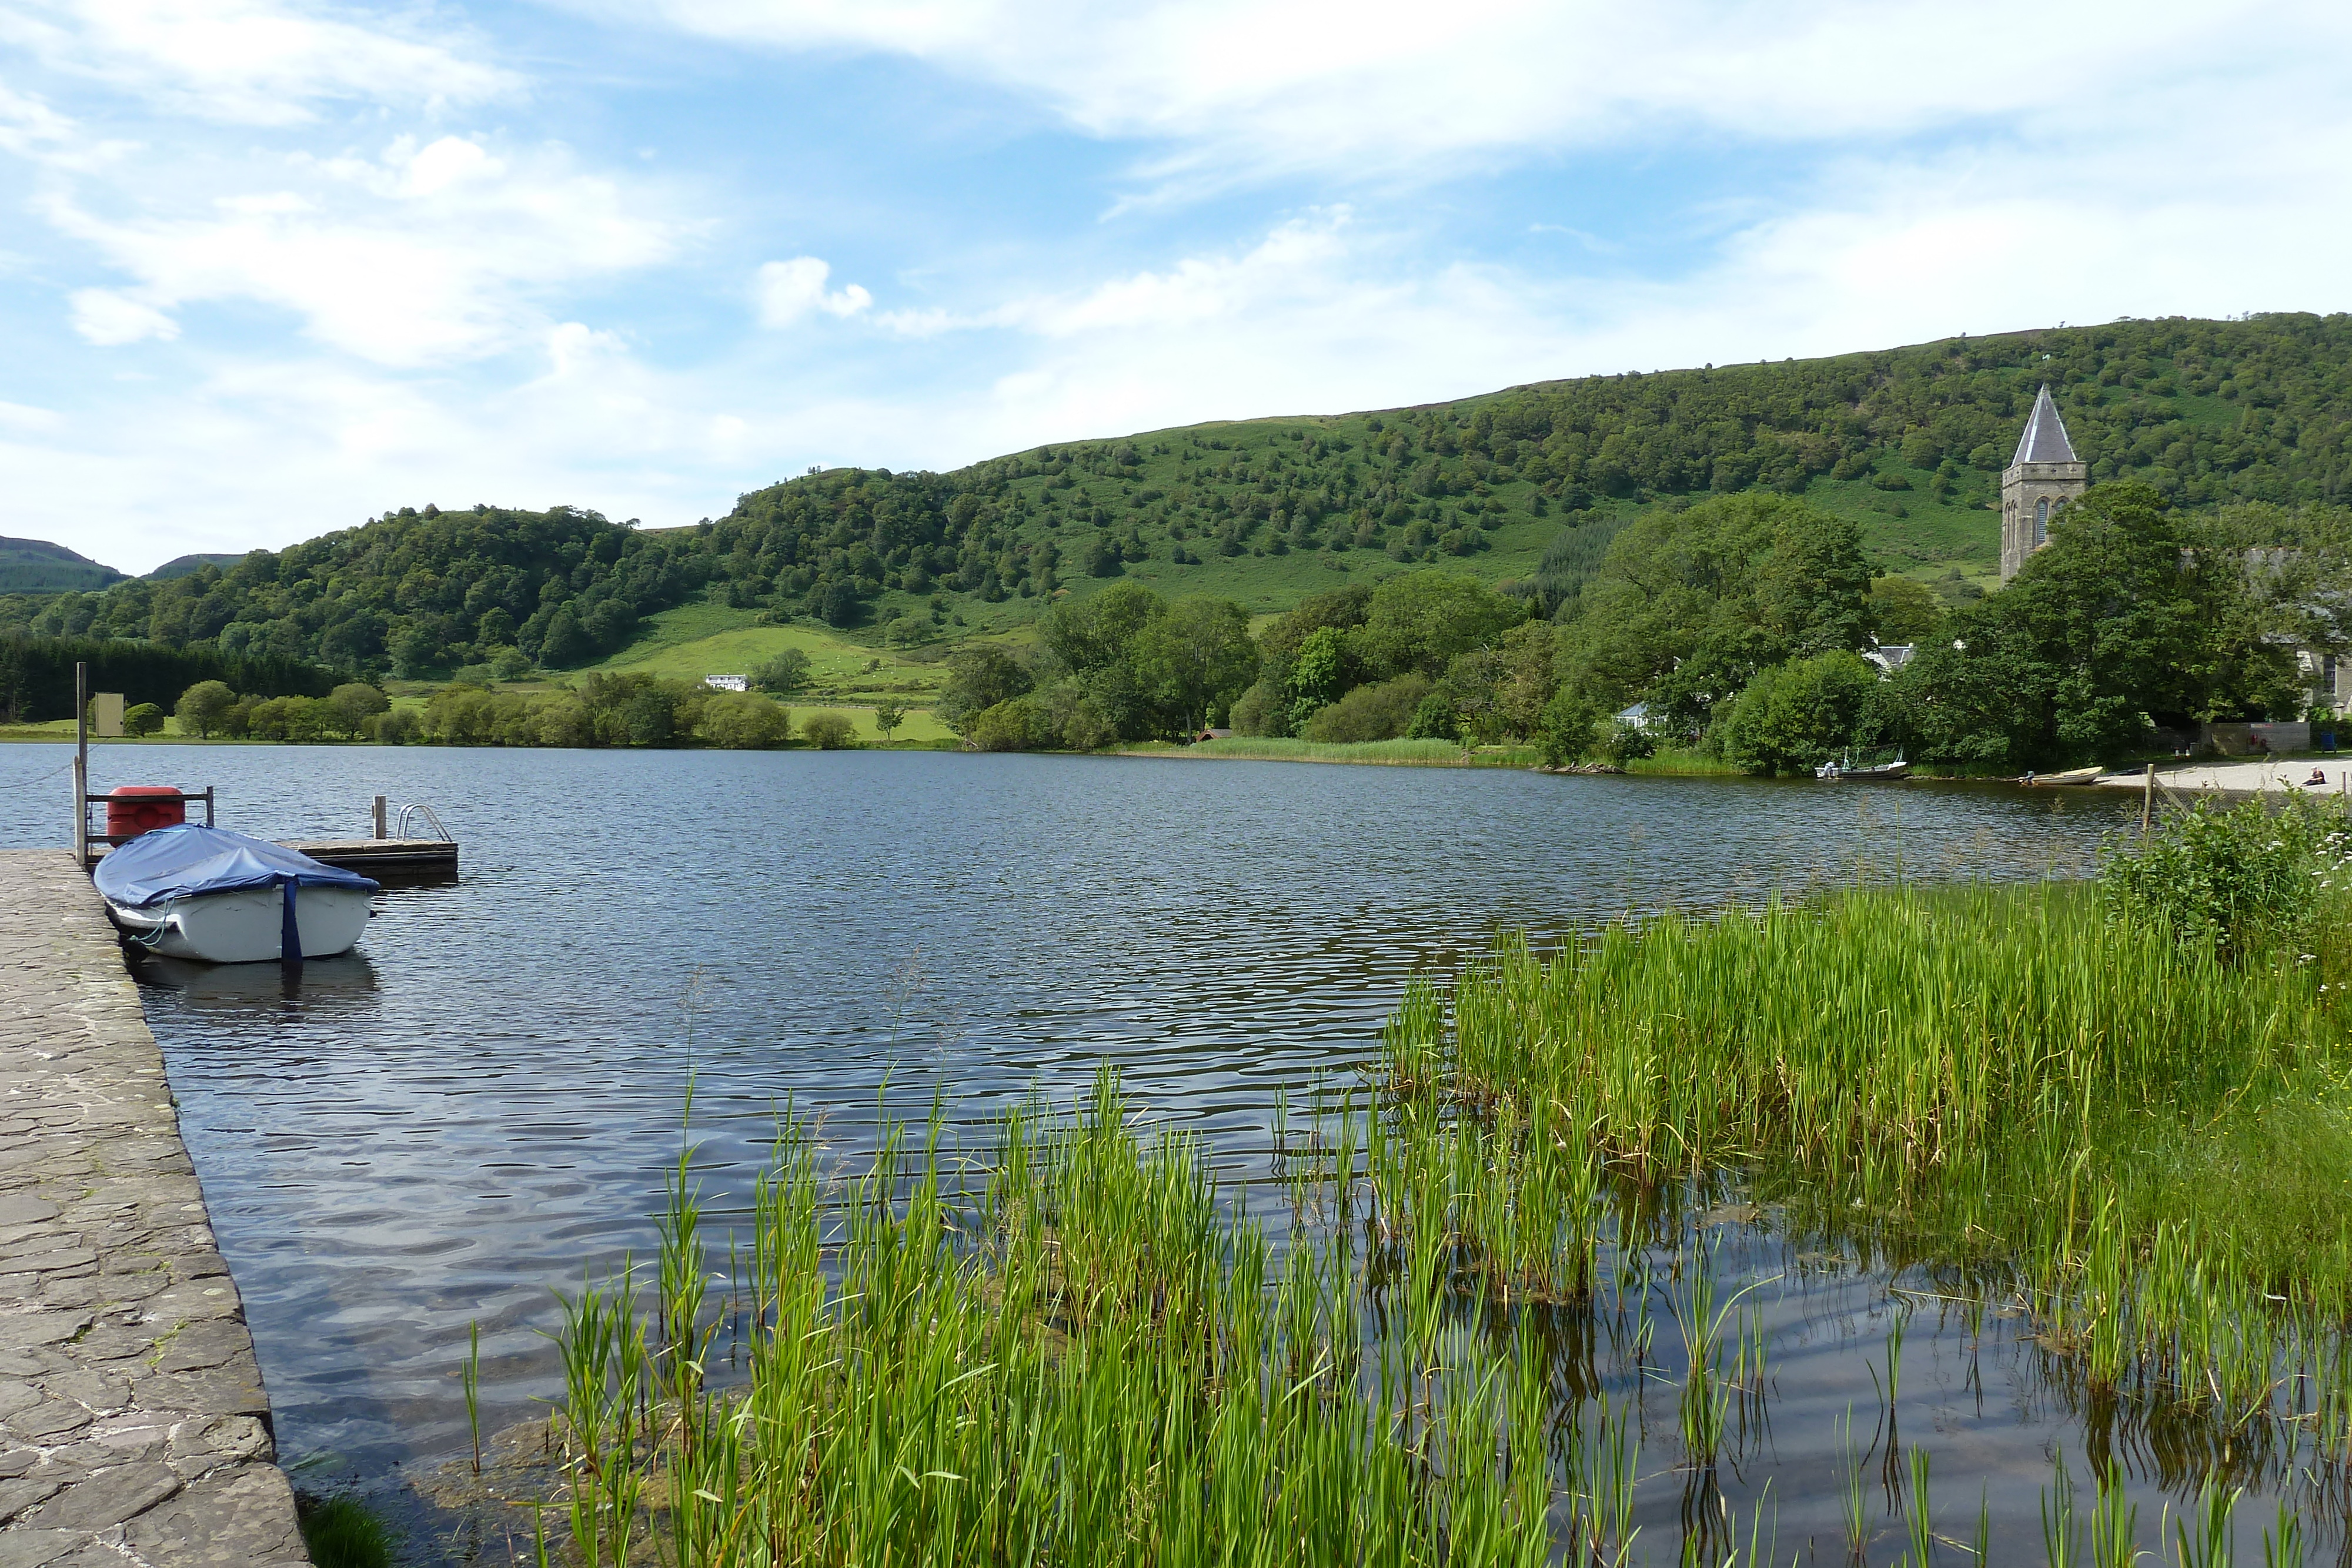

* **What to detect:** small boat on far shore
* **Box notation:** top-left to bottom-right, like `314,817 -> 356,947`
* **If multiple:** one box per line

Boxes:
1816,755 -> 1910,781
2022,765 -> 2105,787
93,824 -> 379,964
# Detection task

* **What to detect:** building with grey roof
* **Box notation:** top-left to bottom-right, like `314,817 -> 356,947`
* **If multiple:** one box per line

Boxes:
1999,385 -> 2089,581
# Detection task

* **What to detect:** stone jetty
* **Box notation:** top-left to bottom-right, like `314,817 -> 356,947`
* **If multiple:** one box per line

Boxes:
0,850 -> 306,1565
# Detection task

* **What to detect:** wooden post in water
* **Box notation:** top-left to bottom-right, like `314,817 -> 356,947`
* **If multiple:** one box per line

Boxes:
2141,763 -> 2156,833
372,795 -> 387,840
72,662 -> 88,870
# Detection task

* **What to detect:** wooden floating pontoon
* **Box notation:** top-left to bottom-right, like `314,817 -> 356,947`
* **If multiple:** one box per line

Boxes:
67,660 -> 458,882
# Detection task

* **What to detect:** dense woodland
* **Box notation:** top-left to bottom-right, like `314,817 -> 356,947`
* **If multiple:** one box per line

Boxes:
0,634 -> 330,724
1199,482 -> 2337,770
3,314 -> 2347,684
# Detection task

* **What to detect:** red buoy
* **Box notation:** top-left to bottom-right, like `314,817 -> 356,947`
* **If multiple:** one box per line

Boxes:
105,785 -> 185,841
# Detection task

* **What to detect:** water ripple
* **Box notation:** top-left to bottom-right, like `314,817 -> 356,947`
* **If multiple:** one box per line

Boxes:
2,743 -> 2127,1479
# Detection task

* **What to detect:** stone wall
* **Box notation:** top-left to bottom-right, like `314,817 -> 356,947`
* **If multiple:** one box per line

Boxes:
1998,458 -> 2090,581
2199,721 -> 2313,756
0,850 -> 308,1565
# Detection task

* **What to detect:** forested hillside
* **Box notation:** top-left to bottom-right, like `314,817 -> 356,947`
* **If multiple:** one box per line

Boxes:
0,537 -> 123,594
1,506 -> 709,677
2,312 -> 2346,681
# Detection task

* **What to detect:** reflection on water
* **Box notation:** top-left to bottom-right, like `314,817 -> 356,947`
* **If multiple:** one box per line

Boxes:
126,950 -> 382,1002
0,744 -> 2154,1557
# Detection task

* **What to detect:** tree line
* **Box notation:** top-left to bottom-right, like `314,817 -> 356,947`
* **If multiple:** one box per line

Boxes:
153,673 -> 887,751
0,634 -> 330,723
921,485 -> 2332,775
119,477 -> 2341,773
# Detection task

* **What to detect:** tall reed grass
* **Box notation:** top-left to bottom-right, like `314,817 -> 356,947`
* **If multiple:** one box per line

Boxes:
544,1073 -> 1629,1567
537,814 -> 2352,1562
1382,872 -> 2352,1480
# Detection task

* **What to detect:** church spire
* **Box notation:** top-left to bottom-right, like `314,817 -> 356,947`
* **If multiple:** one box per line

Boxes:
2012,384 -> 2077,464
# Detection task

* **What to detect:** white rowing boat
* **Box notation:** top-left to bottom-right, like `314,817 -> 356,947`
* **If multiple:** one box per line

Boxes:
93,824 -> 380,964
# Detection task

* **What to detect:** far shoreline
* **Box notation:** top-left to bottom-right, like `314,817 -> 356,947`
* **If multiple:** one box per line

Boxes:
9,725 -> 2331,800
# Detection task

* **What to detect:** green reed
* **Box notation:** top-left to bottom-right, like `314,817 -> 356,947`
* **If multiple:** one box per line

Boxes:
534,851 -> 2352,1562
2167,1478 -> 2240,1568
544,1069 -> 1581,1567
1906,1446 -> 1933,1566
1838,1405 -> 1869,1559
462,1318 -> 481,1476
1390,884 -> 2338,1191
1381,875 -> 2352,1469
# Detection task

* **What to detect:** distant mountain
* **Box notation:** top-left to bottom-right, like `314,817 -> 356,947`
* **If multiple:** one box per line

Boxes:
145,553 -> 249,581
0,537 -> 126,594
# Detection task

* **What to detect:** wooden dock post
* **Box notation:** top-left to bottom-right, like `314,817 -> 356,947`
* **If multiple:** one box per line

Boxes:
373,794 -> 388,840
71,661 -> 88,870
2141,763 -> 2156,833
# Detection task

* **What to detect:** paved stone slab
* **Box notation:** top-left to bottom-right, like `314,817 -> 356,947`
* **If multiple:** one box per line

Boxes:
0,852 -> 308,1566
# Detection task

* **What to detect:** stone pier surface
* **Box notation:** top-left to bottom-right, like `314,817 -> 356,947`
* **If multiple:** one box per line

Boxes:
0,851 -> 307,1566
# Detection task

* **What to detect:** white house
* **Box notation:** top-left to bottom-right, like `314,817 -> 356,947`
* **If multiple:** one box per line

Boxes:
704,674 -> 749,693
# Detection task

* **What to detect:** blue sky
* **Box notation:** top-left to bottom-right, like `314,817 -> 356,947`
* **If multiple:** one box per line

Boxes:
3,0 -> 2348,573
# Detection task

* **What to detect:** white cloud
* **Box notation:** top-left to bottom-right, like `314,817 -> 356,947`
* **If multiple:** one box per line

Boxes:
0,402 -> 64,432
876,210 -> 1353,339
38,135 -> 681,366
1,0 -> 521,125
0,81 -> 74,153
629,0 -> 2347,191
754,256 -> 873,326
67,286 -> 178,344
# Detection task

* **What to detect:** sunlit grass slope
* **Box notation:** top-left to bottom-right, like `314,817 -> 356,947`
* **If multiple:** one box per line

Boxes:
589,602 -> 950,699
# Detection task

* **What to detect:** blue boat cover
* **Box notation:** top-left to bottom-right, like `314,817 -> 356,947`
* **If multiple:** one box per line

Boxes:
93,824 -> 379,908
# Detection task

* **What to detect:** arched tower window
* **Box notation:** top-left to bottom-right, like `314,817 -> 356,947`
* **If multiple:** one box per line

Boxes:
2034,497 -> 2050,546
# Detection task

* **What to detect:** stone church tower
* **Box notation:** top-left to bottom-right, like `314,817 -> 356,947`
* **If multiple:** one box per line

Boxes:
1999,385 -> 2088,580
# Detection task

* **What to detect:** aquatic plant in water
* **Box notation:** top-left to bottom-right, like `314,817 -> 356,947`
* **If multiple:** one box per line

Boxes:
529,803 -> 2352,1562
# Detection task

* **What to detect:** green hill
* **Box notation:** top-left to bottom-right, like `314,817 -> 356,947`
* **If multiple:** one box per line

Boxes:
676,310 -> 2352,642
1,312 -> 2346,678
0,537 -> 125,594
145,553 -> 248,581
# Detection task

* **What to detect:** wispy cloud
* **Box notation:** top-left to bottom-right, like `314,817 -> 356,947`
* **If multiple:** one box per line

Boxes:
37,133 -> 683,365
1,0 -> 521,125
628,0 -> 2336,193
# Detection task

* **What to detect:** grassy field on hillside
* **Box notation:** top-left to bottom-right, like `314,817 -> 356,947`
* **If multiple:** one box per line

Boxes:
589,601 -> 953,698
784,703 -> 957,743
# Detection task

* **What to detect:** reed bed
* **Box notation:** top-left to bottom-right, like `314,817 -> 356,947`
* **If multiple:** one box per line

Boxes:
1382,868 -> 2352,1484
540,1074 -> 1639,1568
534,805 -> 2352,1563
1393,883 -> 2339,1190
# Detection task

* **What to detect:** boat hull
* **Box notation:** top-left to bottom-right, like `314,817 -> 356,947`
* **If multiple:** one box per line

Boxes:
105,885 -> 373,964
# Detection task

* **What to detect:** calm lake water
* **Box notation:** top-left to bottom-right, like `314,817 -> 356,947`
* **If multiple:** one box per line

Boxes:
2,744 -> 2180,1557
